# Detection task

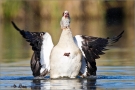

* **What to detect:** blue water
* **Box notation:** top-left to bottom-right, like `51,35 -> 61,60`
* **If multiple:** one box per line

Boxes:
0,66 -> 135,90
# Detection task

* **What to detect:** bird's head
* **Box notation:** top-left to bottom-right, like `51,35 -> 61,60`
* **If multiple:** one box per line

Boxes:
63,10 -> 70,18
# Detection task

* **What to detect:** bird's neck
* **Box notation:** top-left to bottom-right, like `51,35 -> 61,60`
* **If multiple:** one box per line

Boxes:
58,28 -> 74,45
63,16 -> 70,19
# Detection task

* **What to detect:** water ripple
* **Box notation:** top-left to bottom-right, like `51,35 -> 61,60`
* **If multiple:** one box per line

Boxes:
0,75 -> 135,80
97,75 -> 135,79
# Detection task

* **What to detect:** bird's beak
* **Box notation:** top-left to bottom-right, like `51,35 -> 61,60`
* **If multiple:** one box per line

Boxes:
65,13 -> 69,17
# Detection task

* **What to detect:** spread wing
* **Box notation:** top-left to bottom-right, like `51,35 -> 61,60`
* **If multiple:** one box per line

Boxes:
11,21 -> 52,77
81,31 -> 124,60
74,31 -> 124,76
11,21 -> 45,52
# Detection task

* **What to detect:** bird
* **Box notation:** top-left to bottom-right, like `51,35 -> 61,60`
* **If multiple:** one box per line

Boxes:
11,11 -> 124,78
60,10 -> 70,29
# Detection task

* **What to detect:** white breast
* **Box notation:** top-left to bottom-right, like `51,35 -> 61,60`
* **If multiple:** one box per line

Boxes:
50,28 -> 82,78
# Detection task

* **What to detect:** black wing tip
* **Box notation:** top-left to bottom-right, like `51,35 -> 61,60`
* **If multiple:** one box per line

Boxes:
120,30 -> 124,35
11,21 -> 21,31
116,30 -> 124,40
118,30 -> 124,37
108,30 -> 124,44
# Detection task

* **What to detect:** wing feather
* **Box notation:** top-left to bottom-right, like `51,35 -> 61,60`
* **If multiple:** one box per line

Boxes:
75,31 -> 124,76
11,21 -> 47,77
11,21 -> 45,52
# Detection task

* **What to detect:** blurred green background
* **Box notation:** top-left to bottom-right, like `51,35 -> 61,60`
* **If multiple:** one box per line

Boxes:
0,0 -> 134,66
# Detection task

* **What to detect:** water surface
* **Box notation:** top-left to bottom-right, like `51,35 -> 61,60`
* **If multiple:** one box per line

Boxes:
0,62 -> 135,90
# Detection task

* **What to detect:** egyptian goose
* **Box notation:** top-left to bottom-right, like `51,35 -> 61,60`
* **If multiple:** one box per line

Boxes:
11,11 -> 124,78
50,10 -> 82,78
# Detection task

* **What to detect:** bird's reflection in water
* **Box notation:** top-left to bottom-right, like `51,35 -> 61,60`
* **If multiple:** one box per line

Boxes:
31,77 -> 96,90
85,79 -> 97,89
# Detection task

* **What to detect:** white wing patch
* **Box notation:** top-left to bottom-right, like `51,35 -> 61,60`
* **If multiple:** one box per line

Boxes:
40,33 -> 54,73
73,35 -> 87,75
74,35 -> 86,58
